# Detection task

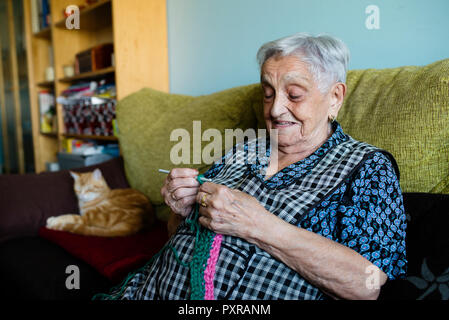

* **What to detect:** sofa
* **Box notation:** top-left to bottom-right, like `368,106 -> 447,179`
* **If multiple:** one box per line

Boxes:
1,58 -> 448,300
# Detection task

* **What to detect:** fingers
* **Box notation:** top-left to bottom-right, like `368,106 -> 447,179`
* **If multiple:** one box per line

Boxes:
161,168 -> 201,217
198,209 -> 222,232
163,195 -> 195,218
198,181 -> 219,193
171,186 -> 198,201
196,183 -> 234,209
173,194 -> 197,210
161,168 -> 237,223
161,169 -> 201,217
175,195 -> 198,218
167,177 -> 200,193
196,191 -> 211,208
168,168 -> 199,179
198,215 -> 212,230
198,182 -> 232,199
163,187 -> 197,213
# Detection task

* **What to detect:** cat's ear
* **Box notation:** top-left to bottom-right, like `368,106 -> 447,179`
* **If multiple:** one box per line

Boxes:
92,168 -> 103,180
69,171 -> 79,180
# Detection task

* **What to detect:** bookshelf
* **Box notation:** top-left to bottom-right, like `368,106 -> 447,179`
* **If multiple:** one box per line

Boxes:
23,0 -> 169,172
33,26 -> 51,39
62,133 -> 118,141
58,66 -> 115,83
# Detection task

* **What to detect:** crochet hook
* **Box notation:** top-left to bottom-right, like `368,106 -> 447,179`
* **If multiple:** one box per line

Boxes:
158,169 -> 213,183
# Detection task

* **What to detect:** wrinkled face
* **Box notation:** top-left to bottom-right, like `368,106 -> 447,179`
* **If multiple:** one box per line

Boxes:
261,54 -> 335,151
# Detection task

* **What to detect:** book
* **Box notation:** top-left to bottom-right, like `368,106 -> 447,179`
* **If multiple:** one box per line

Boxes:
37,0 -> 43,30
41,0 -> 50,29
30,0 -> 40,33
38,90 -> 56,133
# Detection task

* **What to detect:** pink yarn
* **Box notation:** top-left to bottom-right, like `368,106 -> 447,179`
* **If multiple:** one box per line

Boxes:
203,234 -> 223,300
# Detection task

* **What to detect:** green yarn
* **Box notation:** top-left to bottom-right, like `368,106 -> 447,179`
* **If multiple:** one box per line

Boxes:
189,227 -> 215,299
184,177 -> 216,300
92,174 -> 215,300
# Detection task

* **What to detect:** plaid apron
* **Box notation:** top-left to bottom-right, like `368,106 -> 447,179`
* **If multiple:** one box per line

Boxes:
107,135 -> 395,300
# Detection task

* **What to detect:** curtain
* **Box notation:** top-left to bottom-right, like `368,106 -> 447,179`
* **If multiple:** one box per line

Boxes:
0,0 -> 34,174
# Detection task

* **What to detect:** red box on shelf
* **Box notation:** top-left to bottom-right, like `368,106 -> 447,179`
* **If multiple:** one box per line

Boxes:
75,43 -> 114,74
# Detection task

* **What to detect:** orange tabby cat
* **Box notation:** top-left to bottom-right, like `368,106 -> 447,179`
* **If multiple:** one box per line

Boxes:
46,168 -> 154,237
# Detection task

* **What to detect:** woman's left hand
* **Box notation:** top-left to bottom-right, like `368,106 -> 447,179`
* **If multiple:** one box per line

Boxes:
196,182 -> 269,239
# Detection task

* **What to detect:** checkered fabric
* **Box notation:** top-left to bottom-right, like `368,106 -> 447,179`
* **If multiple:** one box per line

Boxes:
106,129 -> 396,300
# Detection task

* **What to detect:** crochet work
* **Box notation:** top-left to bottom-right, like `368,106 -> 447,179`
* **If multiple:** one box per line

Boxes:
93,174 -> 223,300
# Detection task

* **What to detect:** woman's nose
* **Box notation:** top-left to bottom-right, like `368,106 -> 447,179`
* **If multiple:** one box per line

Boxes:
270,96 -> 288,118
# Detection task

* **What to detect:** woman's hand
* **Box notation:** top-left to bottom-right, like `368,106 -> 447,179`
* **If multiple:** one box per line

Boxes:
161,168 -> 200,218
196,182 -> 269,239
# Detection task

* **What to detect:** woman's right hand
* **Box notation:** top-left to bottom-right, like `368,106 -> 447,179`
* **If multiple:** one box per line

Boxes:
160,168 -> 200,218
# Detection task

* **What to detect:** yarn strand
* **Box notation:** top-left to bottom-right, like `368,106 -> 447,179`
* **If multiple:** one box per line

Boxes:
92,174 -> 217,300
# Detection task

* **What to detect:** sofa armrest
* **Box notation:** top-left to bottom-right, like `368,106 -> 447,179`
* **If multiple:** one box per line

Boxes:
0,157 -> 130,244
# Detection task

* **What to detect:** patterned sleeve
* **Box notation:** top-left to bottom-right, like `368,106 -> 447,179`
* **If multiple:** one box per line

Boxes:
338,151 -> 408,280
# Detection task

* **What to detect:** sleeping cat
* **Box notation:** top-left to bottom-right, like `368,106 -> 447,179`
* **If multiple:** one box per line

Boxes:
46,168 -> 154,237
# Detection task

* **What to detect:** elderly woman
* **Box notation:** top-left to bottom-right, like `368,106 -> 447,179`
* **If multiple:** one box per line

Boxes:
99,33 -> 407,300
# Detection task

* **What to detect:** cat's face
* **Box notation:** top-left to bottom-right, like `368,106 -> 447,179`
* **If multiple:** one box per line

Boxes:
70,168 -> 109,202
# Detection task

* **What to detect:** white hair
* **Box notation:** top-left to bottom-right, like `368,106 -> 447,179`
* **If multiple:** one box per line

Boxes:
256,32 -> 350,92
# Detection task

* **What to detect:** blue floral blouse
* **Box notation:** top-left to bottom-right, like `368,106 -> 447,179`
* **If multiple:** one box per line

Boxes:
205,122 -> 408,281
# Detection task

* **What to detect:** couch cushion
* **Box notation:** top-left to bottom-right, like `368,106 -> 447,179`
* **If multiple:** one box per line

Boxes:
252,59 -> 449,194
116,85 -> 261,214
379,192 -> 449,300
0,157 -> 129,244
0,236 -> 111,300
38,220 -> 168,284
339,59 -> 449,194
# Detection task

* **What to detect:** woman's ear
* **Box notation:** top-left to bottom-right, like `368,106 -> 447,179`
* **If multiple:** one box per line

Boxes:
329,82 -> 347,117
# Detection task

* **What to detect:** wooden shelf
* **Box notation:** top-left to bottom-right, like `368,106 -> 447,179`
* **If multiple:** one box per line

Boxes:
33,26 -> 51,39
58,66 -> 115,83
41,131 -> 58,138
24,0 -> 168,173
54,0 -> 112,29
37,80 -> 55,87
63,133 -> 118,141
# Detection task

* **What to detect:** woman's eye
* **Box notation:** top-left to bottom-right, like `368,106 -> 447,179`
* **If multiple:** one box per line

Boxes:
263,91 -> 274,100
262,86 -> 274,100
288,86 -> 304,100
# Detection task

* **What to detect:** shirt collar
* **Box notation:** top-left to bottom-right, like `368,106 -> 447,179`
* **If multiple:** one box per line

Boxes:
248,121 -> 348,188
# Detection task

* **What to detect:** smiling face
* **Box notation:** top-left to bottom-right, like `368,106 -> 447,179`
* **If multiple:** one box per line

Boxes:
261,54 -> 345,156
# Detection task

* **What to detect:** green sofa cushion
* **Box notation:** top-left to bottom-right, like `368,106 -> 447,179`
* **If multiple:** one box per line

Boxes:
116,85 -> 261,218
339,59 -> 449,194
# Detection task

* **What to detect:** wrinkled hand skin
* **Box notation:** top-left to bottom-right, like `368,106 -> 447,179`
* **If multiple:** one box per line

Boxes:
196,182 -> 268,240
161,168 -> 200,218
